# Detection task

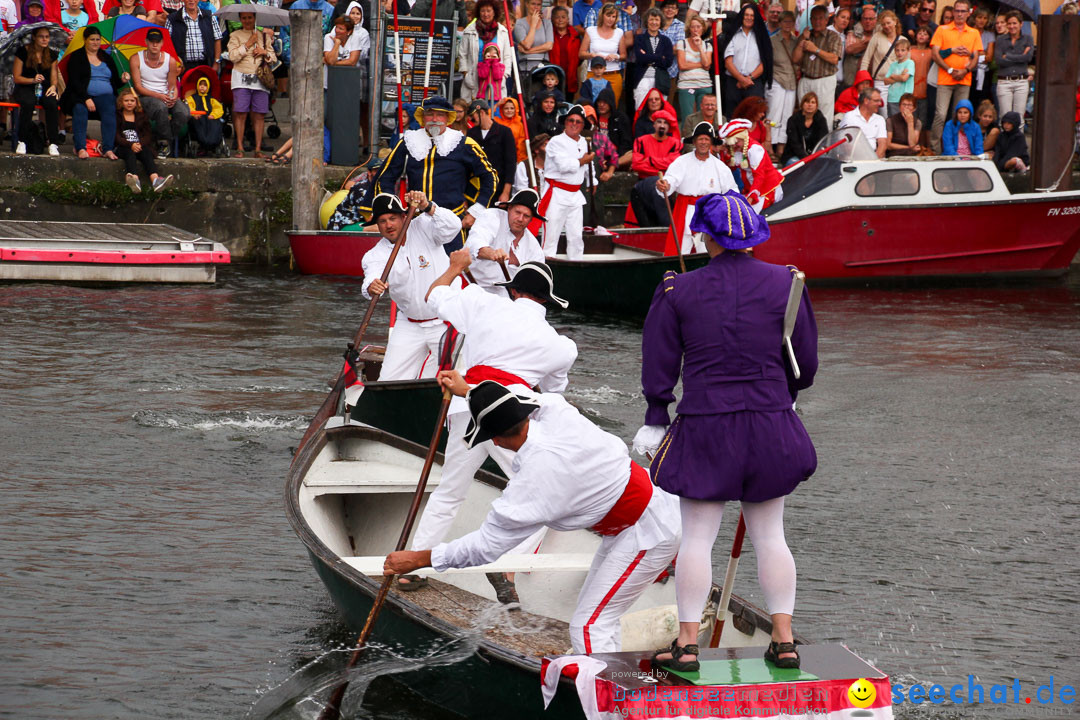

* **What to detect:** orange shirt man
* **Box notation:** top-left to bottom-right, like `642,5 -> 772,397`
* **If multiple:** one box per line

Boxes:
928,0 -> 981,153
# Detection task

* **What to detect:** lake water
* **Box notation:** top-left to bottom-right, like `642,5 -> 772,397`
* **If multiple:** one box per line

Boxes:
1,268 -> 1078,719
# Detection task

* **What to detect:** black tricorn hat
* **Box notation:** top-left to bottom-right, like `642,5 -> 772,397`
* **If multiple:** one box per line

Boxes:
496,188 -> 546,222
365,193 -> 407,225
494,261 -> 568,309
688,121 -> 719,143
463,381 -> 540,449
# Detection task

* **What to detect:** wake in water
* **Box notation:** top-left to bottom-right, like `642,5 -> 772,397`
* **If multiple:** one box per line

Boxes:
247,603 -> 550,720
132,409 -> 309,432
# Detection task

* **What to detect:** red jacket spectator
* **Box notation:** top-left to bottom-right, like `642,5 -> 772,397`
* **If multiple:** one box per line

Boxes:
631,108 -> 681,178
547,7 -> 582,96
836,70 -> 873,115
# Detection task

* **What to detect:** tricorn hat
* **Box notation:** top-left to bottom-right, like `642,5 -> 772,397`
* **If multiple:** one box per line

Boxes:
365,193 -> 407,226
496,188 -> 546,222
562,104 -> 591,131
413,95 -> 458,126
494,261 -> 568,309
463,381 -> 540,449
687,121 -> 718,143
688,190 -> 771,250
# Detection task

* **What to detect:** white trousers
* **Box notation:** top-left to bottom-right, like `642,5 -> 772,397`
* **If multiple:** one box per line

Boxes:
379,320 -> 447,381
410,410 -> 518,550
765,84 -> 796,144
996,78 -> 1029,128
569,535 -> 680,654
674,496 -> 796,624
633,77 -> 657,112
543,189 -> 585,260
797,75 -> 836,130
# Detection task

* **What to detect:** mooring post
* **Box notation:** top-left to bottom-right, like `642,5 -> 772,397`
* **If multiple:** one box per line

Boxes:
290,8 -> 326,231
1031,14 -> 1080,192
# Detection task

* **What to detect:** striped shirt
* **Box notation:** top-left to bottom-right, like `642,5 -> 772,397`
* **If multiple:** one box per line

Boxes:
798,27 -> 841,79
583,5 -> 637,32
166,10 -> 223,65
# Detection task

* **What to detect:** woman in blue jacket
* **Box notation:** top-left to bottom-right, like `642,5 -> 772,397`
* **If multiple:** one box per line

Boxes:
942,99 -> 984,157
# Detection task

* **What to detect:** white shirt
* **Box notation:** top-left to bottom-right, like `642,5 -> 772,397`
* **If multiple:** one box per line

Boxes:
360,204 -> 462,322
658,152 -> 738,197
464,208 -> 546,294
723,27 -> 762,77
840,108 -> 887,152
543,133 -> 588,208
431,393 -> 680,570
323,30 -> 365,88
585,26 -> 624,73
513,161 -> 546,196
428,283 -> 577,414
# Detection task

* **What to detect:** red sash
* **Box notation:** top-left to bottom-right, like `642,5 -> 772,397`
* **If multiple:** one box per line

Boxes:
664,194 -> 703,257
533,178 -> 583,237
591,462 -> 653,536
464,364 -> 530,388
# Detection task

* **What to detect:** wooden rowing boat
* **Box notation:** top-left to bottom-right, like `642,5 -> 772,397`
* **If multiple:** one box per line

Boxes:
286,406 -> 781,718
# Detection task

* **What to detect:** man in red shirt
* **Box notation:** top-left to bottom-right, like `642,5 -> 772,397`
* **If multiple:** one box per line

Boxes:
929,0 -> 981,153
627,109 -> 683,228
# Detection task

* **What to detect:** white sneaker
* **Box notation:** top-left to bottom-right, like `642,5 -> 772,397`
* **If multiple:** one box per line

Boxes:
48,144 -> 59,156
125,173 -> 141,193
15,141 -> 26,155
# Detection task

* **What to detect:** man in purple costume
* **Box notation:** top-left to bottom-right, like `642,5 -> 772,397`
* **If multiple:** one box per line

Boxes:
634,189 -> 818,674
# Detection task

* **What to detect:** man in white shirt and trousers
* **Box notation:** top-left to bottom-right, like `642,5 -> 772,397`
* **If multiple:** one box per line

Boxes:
656,122 -> 739,254
385,376 -> 682,654
402,251 -> 579,601
464,189 -> 548,296
361,192 -> 463,380
538,105 -> 593,260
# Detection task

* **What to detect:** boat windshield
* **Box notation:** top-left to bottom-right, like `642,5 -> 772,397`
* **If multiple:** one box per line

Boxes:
813,127 -> 879,162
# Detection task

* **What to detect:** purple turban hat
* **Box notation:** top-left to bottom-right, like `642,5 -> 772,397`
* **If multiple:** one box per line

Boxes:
688,190 -> 771,250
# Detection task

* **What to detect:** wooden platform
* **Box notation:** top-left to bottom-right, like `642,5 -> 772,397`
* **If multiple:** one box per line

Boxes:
0,221 -> 229,283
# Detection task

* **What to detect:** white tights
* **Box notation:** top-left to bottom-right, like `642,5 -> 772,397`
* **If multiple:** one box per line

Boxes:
675,496 -> 796,623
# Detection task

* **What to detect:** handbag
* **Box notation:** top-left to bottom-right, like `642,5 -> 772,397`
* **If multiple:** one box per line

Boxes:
255,35 -> 275,92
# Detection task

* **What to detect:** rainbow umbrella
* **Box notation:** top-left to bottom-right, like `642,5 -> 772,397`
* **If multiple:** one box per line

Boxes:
59,16 -> 179,82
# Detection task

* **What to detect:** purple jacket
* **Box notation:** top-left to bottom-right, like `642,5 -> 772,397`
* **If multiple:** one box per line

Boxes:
642,252 -> 818,426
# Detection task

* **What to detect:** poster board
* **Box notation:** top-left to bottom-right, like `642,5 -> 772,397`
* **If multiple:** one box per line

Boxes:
378,16 -> 457,144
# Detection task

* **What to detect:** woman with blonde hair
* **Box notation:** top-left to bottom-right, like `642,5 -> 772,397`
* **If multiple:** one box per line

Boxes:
579,3 -> 625,105
860,9 -> 900,117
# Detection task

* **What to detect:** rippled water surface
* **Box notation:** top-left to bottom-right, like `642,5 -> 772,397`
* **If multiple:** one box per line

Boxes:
2,268 -> 1078,719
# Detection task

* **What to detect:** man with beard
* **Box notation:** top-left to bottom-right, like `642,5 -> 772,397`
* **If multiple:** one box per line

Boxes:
627,109 -> 682,229
360,96 -> 499,251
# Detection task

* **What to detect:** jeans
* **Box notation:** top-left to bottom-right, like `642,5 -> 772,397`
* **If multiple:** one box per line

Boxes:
140,95 -> 190,143
72,93 -> 117,152
931,83 -> 968,155
996,78 -> 1029,127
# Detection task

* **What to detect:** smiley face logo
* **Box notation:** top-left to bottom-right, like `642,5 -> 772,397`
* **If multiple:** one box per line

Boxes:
847,679 -> 876,708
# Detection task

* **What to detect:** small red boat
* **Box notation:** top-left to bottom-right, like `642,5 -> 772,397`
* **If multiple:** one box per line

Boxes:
286,228 -> 380,277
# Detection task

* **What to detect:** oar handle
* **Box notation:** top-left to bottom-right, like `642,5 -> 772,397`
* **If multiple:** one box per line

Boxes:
497,259 -> 511,282
658,172 -> 687,274
708,511 -> 746,648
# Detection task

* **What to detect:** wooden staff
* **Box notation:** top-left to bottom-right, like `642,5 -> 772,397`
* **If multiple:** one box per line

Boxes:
657,172 -> 687,274
497,258 -> 511,281
317,333 -> 459,720
708,511 -> 746,648
292,201 -> 421,463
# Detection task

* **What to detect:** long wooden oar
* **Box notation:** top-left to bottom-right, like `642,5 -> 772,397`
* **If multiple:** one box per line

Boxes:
318,332 -> 459,720
657,172 -> 687,274
497,258 -> 511,281
708,511 -> 746,648
292,203 -> 420,464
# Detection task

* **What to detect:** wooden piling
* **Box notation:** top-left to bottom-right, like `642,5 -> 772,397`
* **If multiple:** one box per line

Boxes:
1031,14 -> 1080,192
290,8 -> 326,231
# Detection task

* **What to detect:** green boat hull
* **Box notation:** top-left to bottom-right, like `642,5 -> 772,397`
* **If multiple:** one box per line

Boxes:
548,251 -> 709,318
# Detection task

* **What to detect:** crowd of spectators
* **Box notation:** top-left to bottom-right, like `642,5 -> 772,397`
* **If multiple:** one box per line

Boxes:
2,0 -> 1077,181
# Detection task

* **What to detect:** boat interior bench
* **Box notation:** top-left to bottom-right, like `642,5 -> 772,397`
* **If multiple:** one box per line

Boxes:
343,553 -> 596,577
303,458 -> 445,494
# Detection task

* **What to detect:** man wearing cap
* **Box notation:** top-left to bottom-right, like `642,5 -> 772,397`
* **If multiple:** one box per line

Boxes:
386,373 -> 681,653
464,189 -> 547,295
466,99 -> 517,204
655,123 -> 738,254
626,108 -> 682,230
539,104 -> 592,260
401,251 -> 578,598
130,29 -> 188,159
635,189 -> 817,673
361,191 -> 463,380
718,118 -> 783,212
363,96 -> 499,251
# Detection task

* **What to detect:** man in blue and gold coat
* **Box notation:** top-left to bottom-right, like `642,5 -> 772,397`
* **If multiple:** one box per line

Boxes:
359,96 -> 499,251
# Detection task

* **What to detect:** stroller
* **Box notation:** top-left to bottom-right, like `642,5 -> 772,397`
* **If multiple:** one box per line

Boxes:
181,66 -> 229,157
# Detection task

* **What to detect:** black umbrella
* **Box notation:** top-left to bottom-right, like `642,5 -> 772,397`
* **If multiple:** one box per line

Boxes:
0,22 -> 71,77
985,0 -> 1037,21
